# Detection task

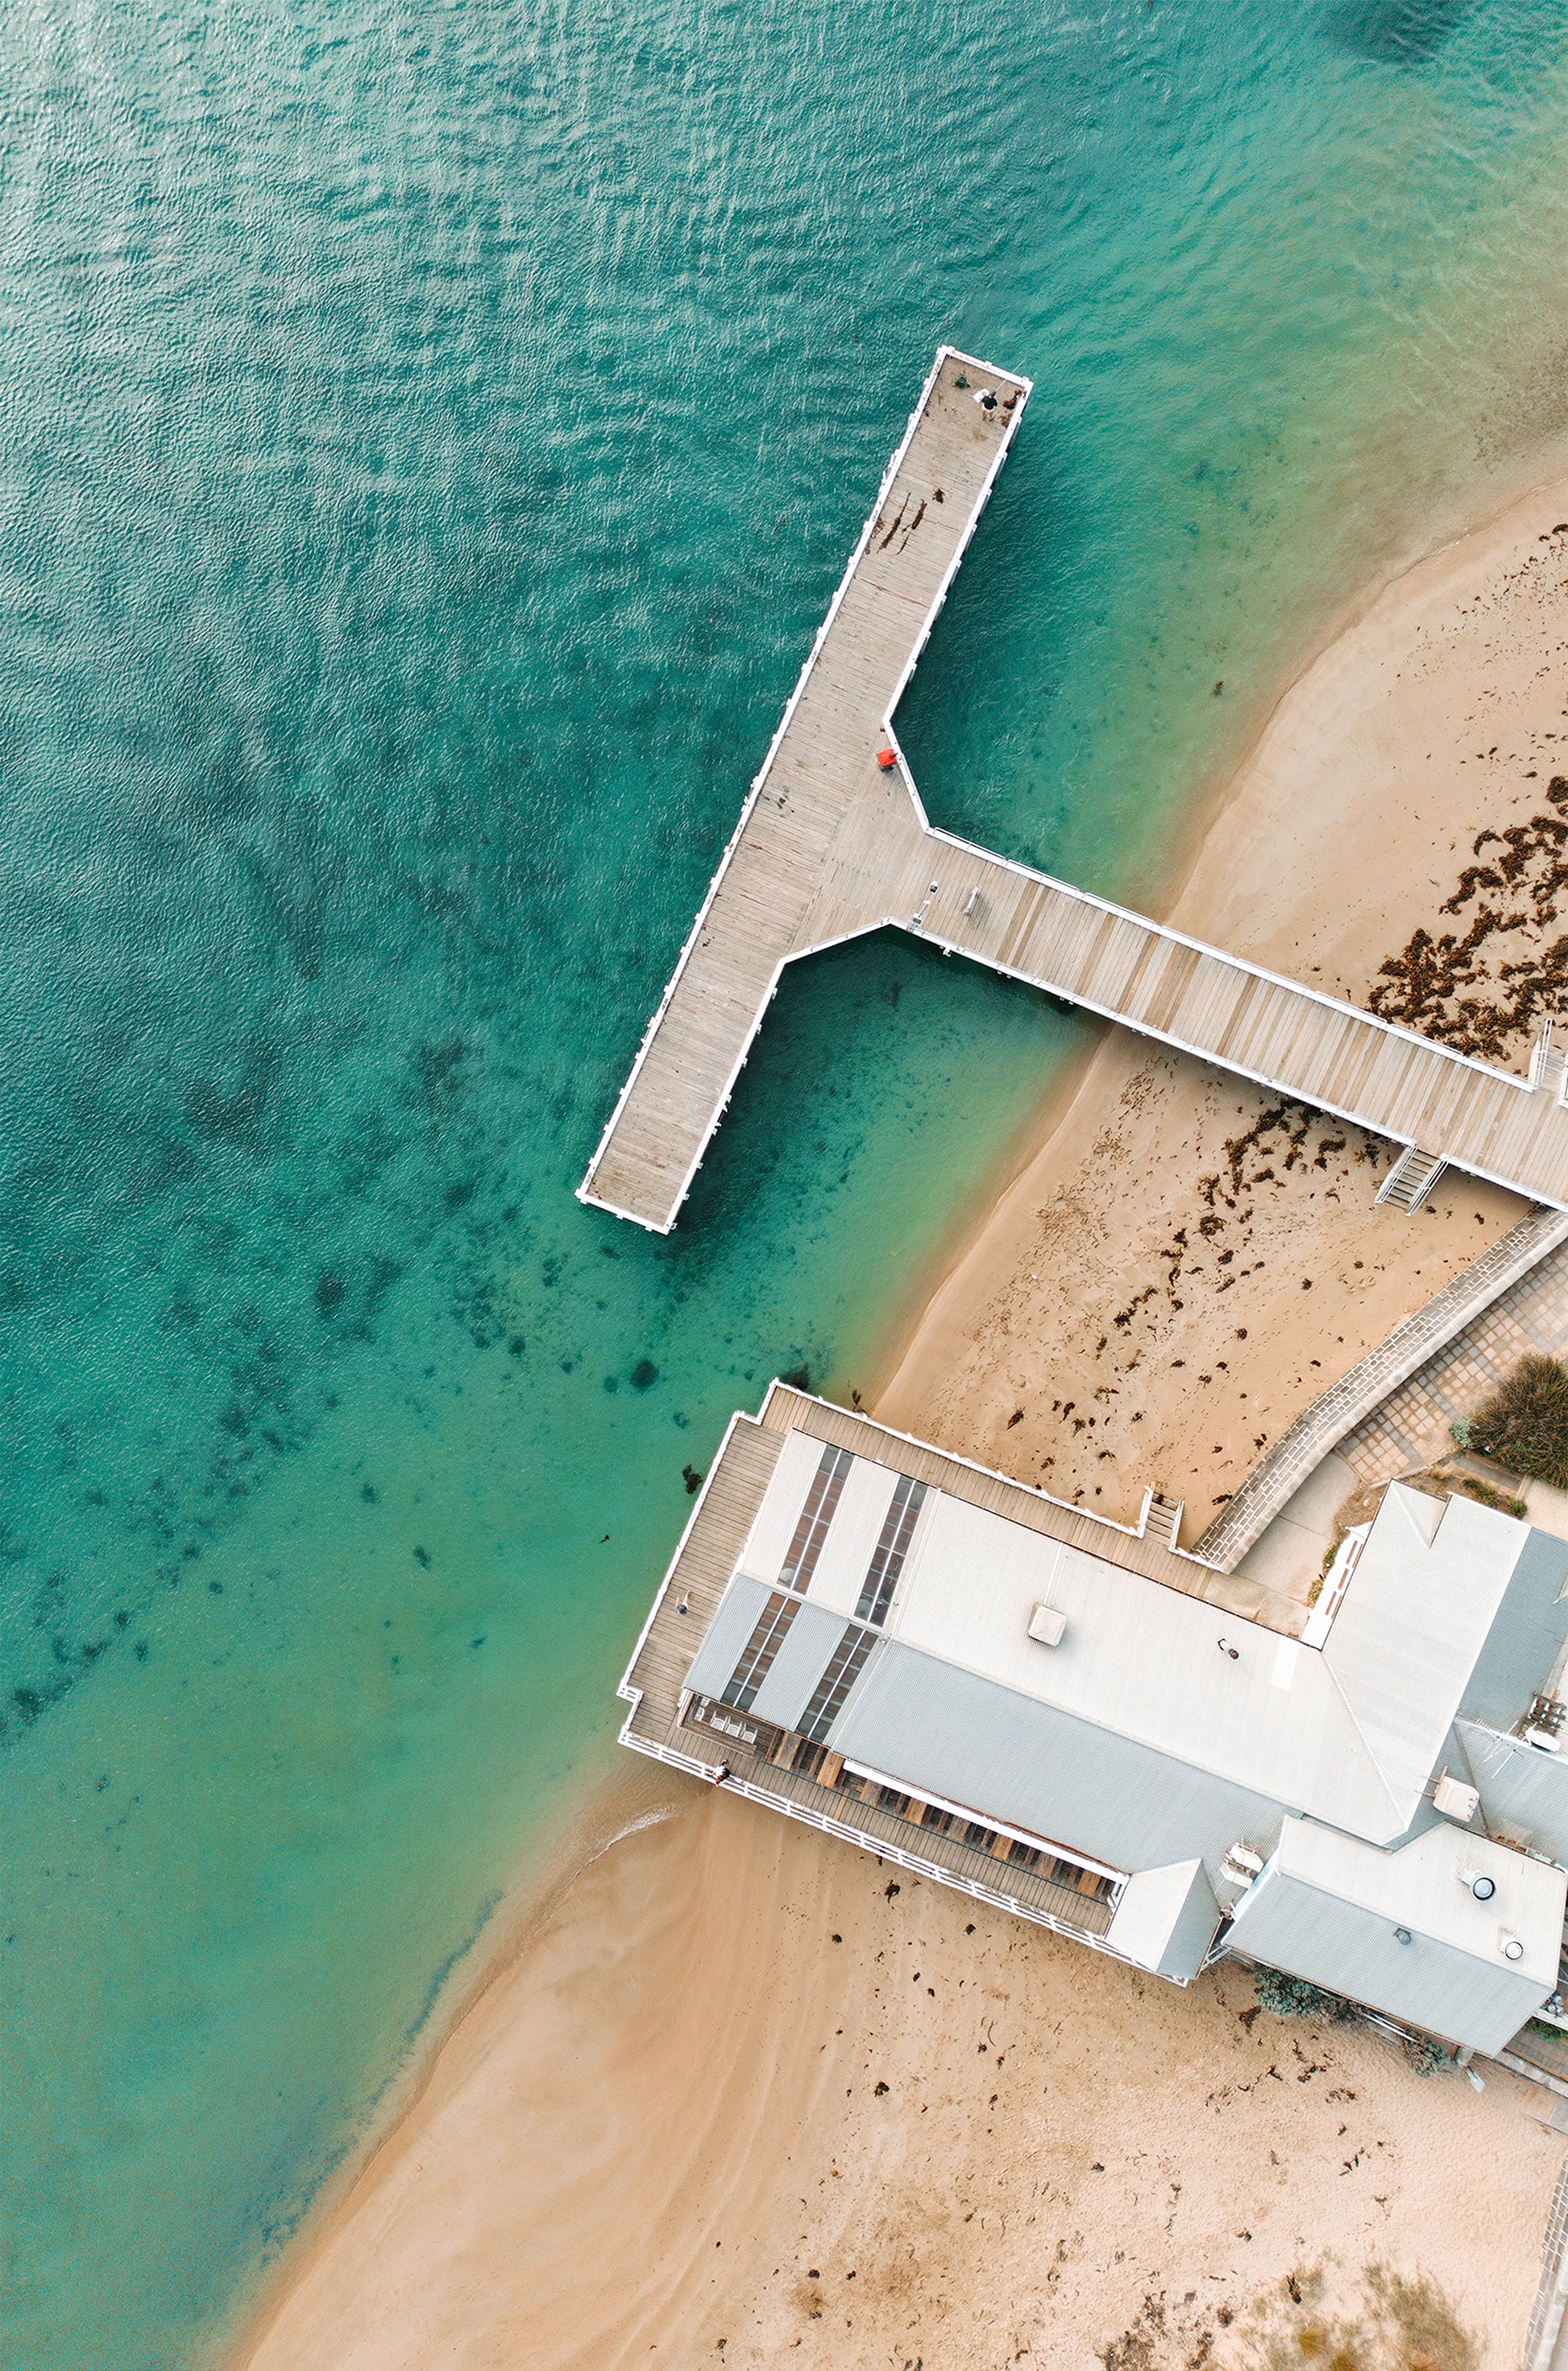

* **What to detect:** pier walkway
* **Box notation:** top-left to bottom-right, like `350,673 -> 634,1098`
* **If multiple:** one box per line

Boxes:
580,350 -> 1568,1232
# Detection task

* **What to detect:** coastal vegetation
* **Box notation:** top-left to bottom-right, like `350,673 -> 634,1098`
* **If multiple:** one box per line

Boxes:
1444,1472 -> 1528,1519
1458,1354 -> 1568,1491
1253,1968 -> 1358,2024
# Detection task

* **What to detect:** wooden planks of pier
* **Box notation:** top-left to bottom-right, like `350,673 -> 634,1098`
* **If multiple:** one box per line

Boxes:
579,348 -> 1568,1231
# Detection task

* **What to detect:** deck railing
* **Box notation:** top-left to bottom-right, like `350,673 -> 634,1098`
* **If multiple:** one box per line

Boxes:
625,1686 -> 1116,1939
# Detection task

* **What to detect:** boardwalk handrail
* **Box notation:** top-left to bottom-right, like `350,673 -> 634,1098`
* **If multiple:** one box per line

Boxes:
577,346 -> 1033,1228
577,348 -> 1568,1232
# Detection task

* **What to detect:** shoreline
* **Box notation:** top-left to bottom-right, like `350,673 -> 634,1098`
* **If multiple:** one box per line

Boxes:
225,470 -> 1568,2369
223,1746 -> 681,2371
873,468 -> 1568,1539
866,454 -> 1568,1419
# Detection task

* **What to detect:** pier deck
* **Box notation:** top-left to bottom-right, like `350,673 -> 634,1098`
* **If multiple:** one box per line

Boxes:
580,350 -> 1568,1231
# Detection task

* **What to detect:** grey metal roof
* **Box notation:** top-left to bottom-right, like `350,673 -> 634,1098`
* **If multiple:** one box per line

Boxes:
672,1468 -> 1568,2031
682,1576 -> 881,1732
1458,1717 -> 1568,1863
1458,1524 -> 1568,1733
1105,1859 -> 1227,1981
681,1575 -> 776,1700
1158,1862 -> 1226,1981
1226,1819 -> 1561,2053
832,1633 -> 1288,1879
685,1572 -> 1288,1878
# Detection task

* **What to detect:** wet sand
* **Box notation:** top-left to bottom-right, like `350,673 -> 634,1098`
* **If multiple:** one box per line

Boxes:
234,1778 -> 1561,2370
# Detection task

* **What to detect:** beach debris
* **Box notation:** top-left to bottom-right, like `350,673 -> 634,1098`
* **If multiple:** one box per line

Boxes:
1370,779 -> 1568,1057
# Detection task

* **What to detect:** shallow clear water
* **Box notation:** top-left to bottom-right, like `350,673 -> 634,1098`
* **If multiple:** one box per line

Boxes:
3,0 -> 1568,2361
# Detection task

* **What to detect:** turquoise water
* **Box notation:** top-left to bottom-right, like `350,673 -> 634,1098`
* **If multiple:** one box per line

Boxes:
5,1 -> 1568,2361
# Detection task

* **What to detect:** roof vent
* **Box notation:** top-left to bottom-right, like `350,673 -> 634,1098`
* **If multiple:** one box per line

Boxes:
1500,1930 -> 1525,1963
1459,1869 -> 1495,1901
1027,1603 -> 1066,1647
1433,1773 -> 1479,1822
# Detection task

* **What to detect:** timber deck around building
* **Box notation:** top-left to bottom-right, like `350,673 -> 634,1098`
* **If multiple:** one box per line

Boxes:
618,1384 -> 1306,1804
580,347 -> 1568,1233
616,1381 -> 1232,1941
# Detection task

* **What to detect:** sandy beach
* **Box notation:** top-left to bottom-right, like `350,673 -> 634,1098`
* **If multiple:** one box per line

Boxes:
229,480 -> 1568,2369
234,1774 -> 1561,2371
877,477 -> 1568,1551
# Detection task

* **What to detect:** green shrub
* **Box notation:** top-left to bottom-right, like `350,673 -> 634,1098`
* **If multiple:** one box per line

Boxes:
1467,1356 -> 1568,1489
1255,1967 -> 1357,2023
1452,1475 -> 1528,1518
1404,2035 -> 1449,2078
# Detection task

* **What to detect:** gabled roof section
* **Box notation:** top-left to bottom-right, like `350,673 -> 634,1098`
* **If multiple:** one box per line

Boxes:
1104,1859 -> 1224,1981
886,1493 -> 1408,1842
1226,1814 -> 1563,2052
1323,1485 -> 1529,1817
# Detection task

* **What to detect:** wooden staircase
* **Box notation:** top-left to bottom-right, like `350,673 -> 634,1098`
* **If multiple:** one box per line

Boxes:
1143,1491 -> 1184,1550
1375,1144 -> 1448,1214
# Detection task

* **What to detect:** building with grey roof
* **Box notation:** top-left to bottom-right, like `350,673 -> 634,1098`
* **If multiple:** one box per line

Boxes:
618,1382 -> 1568,2057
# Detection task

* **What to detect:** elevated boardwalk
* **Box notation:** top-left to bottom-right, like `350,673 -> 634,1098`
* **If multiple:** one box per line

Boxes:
580,349 -> 1568,1231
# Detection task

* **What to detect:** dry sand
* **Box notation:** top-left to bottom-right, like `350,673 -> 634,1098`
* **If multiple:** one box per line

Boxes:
235,1774 -> 1561,2371
877,477 -> 1568,1555
230,480 -> 1568,2369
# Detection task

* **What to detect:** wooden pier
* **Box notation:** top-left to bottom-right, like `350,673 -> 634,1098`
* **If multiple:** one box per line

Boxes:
579,348 -> 1568,1231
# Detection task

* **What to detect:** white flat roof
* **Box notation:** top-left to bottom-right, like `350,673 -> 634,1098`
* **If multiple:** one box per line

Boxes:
738,1432 -> 1531,1848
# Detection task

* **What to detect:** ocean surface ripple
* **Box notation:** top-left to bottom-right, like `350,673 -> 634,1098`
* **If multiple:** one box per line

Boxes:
2,0 -> 1566,2361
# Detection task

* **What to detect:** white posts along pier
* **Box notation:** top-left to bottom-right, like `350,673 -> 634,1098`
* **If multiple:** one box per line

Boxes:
580,348 -> 1568,1232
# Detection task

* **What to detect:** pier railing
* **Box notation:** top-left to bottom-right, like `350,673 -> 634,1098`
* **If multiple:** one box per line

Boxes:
579,346 -> 1568,1236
